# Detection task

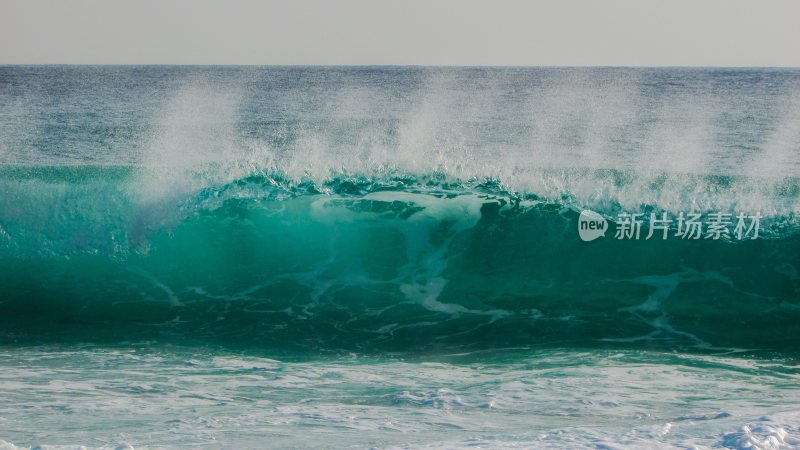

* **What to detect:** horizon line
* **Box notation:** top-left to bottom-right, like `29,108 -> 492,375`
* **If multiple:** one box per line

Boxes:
2,63 -> 800,69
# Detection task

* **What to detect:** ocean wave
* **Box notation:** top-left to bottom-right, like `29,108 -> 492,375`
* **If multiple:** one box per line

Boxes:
0,166 -> 797,354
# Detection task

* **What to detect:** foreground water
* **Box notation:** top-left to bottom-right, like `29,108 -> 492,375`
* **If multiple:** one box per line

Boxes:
1,346 -> 798,449
0,66 -> 798,448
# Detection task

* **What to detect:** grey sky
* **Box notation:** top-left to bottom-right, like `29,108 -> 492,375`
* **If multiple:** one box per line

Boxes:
1,0 -> 799,66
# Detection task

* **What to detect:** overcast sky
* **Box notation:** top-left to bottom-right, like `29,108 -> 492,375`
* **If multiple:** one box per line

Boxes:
1,0 -> 799,66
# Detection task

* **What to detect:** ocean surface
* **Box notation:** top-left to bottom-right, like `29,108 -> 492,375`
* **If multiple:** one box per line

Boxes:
0,66 -> 799,449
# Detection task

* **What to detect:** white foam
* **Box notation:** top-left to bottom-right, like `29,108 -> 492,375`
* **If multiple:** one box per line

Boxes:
1,348 -> 798,449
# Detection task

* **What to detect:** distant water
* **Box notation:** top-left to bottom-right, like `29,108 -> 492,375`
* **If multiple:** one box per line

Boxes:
0,66 -> 798,449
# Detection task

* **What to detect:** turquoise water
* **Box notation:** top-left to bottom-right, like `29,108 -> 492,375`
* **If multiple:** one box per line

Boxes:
0,66 -> 799,449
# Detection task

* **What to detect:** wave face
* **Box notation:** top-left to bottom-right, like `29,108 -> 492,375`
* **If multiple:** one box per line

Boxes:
0,167 -> 798,355
1,66 -> 799,355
